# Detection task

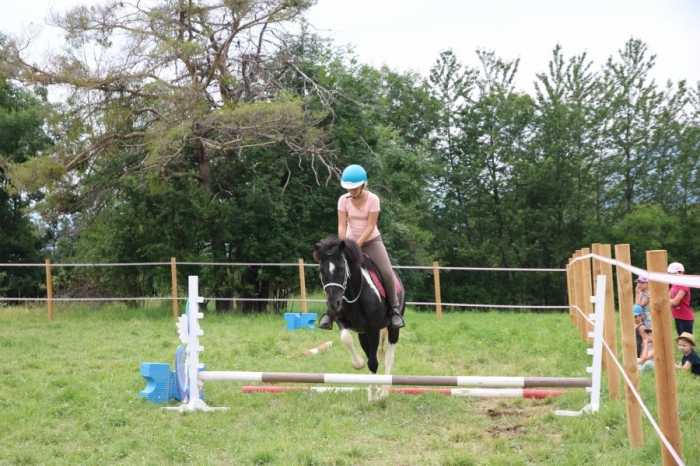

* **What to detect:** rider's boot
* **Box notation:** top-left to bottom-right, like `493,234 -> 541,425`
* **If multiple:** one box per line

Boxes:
318,313 -> 333,330
390,306 -> 405,329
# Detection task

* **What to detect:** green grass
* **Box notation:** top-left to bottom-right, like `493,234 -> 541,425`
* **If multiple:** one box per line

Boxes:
1,303 -> 699,465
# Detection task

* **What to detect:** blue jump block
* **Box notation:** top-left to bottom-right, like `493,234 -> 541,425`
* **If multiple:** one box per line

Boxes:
284,312 -> 317,331
139,361 -> 205,404
139,362 -> 179,403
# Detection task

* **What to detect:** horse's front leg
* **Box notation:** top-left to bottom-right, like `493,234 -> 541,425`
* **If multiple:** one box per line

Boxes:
358,332 -> 381,402
339,327 -> 365,370
379,328 -> 398,399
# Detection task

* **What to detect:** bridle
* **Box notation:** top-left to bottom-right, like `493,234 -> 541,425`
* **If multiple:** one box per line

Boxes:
322,254 -> 363,304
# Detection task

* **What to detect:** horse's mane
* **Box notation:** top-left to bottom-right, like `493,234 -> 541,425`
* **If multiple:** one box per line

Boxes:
314,235 -> 365,268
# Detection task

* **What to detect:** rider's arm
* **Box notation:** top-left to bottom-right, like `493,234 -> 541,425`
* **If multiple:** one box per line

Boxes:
338,209 -> 348,239
356,210 -> 379,246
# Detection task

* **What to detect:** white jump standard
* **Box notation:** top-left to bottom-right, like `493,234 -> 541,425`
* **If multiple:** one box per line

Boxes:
153,275 -> 603,413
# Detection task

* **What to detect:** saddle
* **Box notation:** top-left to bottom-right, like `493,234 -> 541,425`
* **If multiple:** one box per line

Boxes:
363,253 -> 403,301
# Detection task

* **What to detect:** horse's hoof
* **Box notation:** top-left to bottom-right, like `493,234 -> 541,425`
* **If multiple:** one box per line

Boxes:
352,360 -> 365,370
380,387 -> 390,399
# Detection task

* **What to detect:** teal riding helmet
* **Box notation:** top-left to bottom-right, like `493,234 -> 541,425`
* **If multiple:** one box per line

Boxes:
341,165 -> 368,189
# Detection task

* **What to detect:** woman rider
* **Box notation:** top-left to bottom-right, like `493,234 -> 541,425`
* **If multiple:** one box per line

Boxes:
318,164 -> 406,330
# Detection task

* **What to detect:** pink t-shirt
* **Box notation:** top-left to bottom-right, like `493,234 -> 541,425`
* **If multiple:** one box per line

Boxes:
670,284 -> 694,320
337,192 -> 381,242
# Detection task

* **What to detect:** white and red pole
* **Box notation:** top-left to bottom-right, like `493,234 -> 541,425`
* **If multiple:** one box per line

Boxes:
301,341 -> 333,356
241,386 -> 564,399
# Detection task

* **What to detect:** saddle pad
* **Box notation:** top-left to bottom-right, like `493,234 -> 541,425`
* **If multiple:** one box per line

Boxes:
368,268 -> 403,298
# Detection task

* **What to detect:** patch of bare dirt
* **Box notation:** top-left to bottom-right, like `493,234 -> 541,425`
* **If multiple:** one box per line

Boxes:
487,424 -> 523,437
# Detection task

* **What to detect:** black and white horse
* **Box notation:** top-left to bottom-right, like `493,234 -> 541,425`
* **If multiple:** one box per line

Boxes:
313,235 -> 405,402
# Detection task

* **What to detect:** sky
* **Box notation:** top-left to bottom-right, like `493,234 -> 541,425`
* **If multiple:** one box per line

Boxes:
2,0 -> 699,94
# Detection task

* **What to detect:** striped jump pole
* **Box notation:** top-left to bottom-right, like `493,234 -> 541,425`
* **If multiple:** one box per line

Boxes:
242,386 -> 564,399
301,341 -> 333,356
199,371 -> 591,388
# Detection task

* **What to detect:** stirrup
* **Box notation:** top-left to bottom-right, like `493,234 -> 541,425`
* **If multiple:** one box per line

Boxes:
390,308 -> 405,329
318,313 -> 333,330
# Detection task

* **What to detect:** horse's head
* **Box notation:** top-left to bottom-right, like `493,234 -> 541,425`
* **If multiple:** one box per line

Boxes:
313,236 -> 363,314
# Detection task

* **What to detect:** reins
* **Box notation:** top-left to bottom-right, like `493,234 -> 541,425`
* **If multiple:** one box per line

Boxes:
322,254 -> 363,304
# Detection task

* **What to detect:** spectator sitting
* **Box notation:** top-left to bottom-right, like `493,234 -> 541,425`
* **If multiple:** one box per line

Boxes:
637,328 -> 654,372
675,332 -> 700,377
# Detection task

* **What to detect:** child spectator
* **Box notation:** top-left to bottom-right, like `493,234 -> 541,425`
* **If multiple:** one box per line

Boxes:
668,262 -> 694,336
675,332 -> 700,377
634,305 -> 648,358
635,276 -> 651,329
637,328 -> 654,372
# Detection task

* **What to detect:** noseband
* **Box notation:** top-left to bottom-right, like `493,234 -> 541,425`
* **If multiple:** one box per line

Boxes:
322,255 -> 363,304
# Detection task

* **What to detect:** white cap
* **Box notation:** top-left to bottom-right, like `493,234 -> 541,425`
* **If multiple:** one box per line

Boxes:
668,262 -> 685,274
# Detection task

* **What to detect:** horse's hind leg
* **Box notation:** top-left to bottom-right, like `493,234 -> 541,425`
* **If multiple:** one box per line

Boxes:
340,328 -> 365,370
378,328 -> 388,364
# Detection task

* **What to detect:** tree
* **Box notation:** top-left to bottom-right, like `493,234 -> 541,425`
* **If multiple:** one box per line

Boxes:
425,50 -> 476,265
1,1 -> 343,310
600,38 -> 664,221
0,34 -> 53,296
530,45 -> 605,265
427,49 -> 549,306
515,44 -> 637,302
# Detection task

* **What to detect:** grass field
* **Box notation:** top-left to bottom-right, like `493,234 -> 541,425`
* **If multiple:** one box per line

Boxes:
1,303 -> 699,465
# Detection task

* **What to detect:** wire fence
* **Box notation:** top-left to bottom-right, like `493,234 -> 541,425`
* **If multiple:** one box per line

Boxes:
0,259 -> 569,320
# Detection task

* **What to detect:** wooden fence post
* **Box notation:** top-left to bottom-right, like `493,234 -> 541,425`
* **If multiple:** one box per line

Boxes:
647,250 -> 682,465
591,245 -> 604,359
593,243 -> 620,400
614,244 -> 643,447
433,261 -> 442,320
580,248 -> 594,342
45,259 -> 53,322
298,258 -> 308,314
171,257 -> 179,320
566,260 -> 575,325
573,250 -> 586,338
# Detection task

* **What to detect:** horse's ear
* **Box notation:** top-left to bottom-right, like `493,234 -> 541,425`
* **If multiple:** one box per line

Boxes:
313,242 -> 321,262
338,240 -> 346,252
